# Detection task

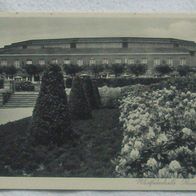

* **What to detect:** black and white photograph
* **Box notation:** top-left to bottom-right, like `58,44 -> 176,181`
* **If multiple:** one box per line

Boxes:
0,13 -> 195,190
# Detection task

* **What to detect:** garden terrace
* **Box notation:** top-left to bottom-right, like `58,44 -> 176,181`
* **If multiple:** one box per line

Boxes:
0,108 -> 123,177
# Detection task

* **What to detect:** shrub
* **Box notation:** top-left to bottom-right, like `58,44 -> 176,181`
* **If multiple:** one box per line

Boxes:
0,66 -> 3,75
2,91 -> 12,104
82,77 -> 98,109
177,65 -> 191,76
92,80 -> 101,108
69,76 -> 92,120
30,64 -> 74,146
115,86 -> 196,178
15,81 -> 35,91
0,79 -> 3,89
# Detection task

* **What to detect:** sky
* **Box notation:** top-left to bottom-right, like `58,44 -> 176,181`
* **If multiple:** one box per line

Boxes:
0,14 -> 196,48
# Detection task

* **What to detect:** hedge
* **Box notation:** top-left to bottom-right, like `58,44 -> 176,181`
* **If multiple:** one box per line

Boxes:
65,77 -> 166,88
152,77 -> 196,92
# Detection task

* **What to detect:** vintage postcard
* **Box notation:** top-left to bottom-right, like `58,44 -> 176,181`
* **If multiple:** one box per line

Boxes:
0,13 -> 195,190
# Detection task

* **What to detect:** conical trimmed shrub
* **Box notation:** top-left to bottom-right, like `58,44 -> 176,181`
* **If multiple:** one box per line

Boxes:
82,76 -> 98,109
69,76 -> 92,120
92,80 -> 101,108
29,64 -> 73,146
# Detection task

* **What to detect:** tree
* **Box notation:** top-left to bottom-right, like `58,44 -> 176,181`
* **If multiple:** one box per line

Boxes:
4,65 -> 17,78
177,65 -> 191,77
155,64 -> 173,76
128,64 -> 147,77
35,64 -> 47,81
22,64 -> 43,82
89,64 -> 104,78
110,64 -> 124,77
69,76 -> 92,120
82,76 -> 99,109
23,64 -> 37,75
63,64 -> 83,77
29,64 -> 73,146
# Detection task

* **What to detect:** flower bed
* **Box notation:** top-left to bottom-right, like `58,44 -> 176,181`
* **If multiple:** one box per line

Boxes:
114,85 -> 196,178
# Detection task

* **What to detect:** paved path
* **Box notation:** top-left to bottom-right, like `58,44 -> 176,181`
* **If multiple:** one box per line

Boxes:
0,108 -> 33,125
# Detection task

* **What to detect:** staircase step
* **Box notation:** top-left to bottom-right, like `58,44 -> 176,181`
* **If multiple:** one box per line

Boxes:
8,99 -> 36,101
9,95 -> 37,97
7,103 -> 36,105
5,102 -> 35,104
4,105 -> 35,107
10,96 -> 38,98
6,99 -> 37,102
8,97 -> 37,99
5,103 -> 35,105
2,105 -> 34,108
2,92 -> 39,108
7,102 -> 36,104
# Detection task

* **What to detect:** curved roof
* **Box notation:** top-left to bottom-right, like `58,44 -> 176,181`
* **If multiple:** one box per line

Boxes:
4,37 -> 196,47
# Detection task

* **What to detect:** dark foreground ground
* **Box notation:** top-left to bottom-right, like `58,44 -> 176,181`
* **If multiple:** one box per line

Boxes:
0,108 -> 123,177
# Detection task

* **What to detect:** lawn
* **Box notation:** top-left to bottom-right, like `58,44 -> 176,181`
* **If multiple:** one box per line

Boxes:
0,108 -> 33,125
0,108 -> 123,177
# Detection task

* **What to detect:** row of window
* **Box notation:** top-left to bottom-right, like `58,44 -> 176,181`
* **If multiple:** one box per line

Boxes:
0,58 -> 187,66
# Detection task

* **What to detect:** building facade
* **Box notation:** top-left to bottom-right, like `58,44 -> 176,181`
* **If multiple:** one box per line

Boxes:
0,37 -> 196,74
